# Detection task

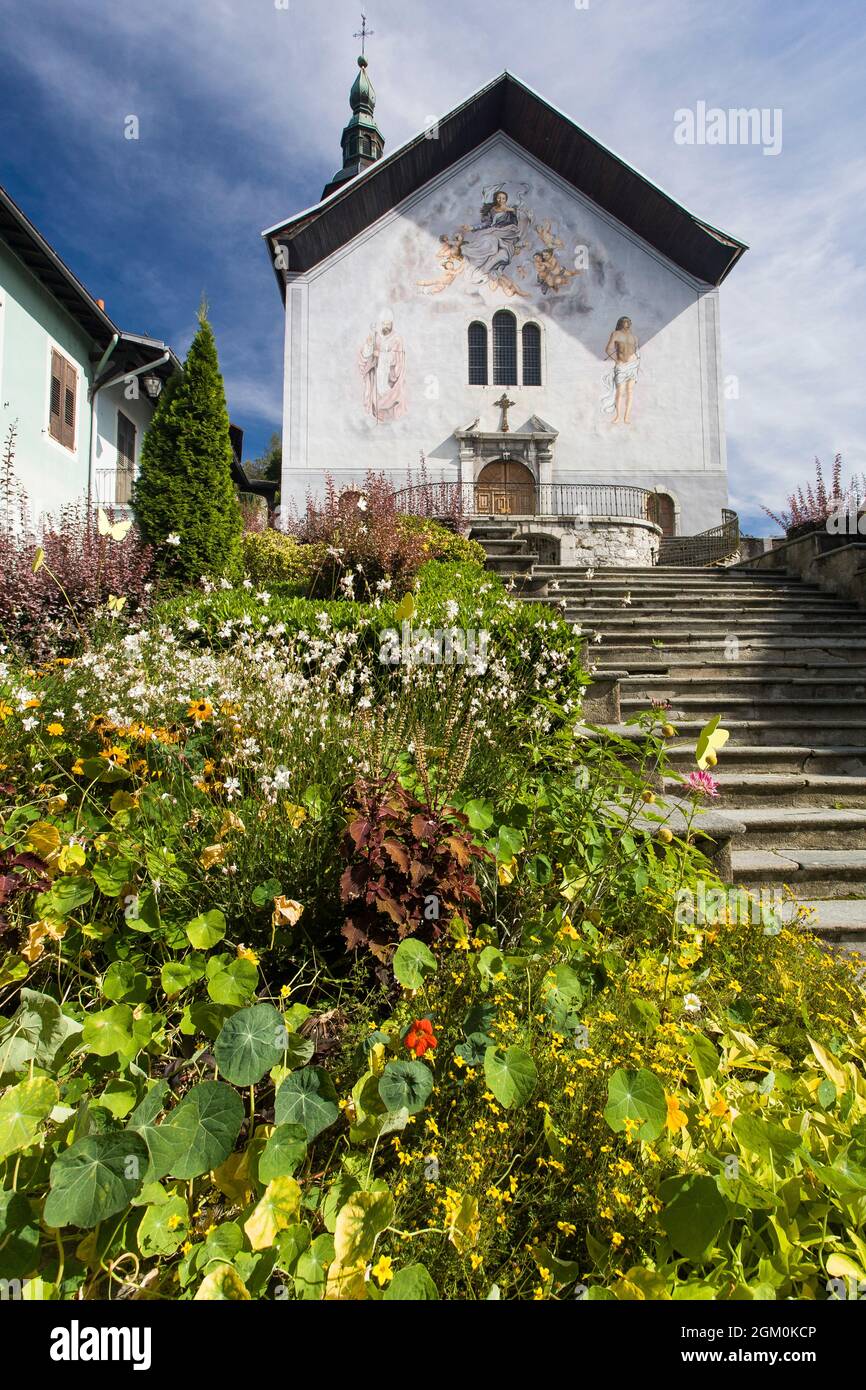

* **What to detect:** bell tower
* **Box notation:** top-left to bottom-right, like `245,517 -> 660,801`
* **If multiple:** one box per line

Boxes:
321,19 -> 385,200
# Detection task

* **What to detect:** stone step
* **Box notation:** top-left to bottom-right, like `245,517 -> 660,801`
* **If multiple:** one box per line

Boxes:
669,804 -> 866,850
732,848 -> 866,898
545,578 -> 820,593
564,606 -> 861,623
478,538 -> 533,557
621,696 -> 866,723
660,715 -> 866,746
668,772 -> 866,808
798,899 -> 866,949
533,565 -> 797,579
593,634 -> 860,651
664,743 -> 866,774
601,661 -> 866,681
574,621 -> 866,639
620,675 -> 866,700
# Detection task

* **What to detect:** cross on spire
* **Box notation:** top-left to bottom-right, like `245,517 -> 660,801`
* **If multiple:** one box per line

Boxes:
354,13 -> 374,58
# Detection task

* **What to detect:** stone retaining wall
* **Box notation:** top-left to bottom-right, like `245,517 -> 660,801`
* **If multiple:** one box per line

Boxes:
510,515 -> 660,568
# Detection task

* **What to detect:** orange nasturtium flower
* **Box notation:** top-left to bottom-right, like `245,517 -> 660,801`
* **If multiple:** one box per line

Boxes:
405,1018 -> 438,1058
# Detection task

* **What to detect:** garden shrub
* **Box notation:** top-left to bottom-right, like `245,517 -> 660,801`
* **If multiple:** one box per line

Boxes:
0,424 -> 154,660
133,307 -> 243,583
241,530 -> 329,591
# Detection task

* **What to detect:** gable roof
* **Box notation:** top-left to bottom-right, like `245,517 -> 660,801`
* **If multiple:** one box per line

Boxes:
0,182 -> 180,380
263,71 -> 747,293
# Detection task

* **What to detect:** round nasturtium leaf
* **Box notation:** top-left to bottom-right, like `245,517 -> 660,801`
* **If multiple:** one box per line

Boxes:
186,909 -> 227,950
43,1132 -> 148,1229
383,1263 -> 440,1300
194,1263 -> 251,1300
81,1005 -> 137,1060
0,1076 -> 58,1162
378,1060 -> 434,1116
603,1067 -> 667,1142
137,1194 -> 189,1258
275,1067 -> 339,1141
214,1003 -> 287,1086
483,1045 -> 537,1109
244,1176 -> 302,1251
392,938 -> 437,991
206,957 -> 258,1007
659,1174 -> 730,1260
332,1189 -> 395,1269
163,1081 -> 245,1179
258,1124 -> 308,1184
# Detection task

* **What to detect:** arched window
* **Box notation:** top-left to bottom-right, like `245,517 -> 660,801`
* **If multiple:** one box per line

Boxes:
467,321 -> 488,385
492,310 -> 517,385
522,323 -> 542,385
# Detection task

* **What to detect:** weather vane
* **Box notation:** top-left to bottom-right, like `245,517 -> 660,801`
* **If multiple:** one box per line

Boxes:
354,14 -> 374,58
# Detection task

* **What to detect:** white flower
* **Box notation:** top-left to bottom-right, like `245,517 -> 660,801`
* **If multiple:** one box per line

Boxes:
242,578 -> 253,590
22,716 -> 38,731
273,765 -> 292,790
165,533 -> 181,547
683,993 -> 702,1014
224,776 -> 241,802
444,599 -> 459,622
356,496 -> 368,511
256,591 -> 270,605
219,577 -> 233,590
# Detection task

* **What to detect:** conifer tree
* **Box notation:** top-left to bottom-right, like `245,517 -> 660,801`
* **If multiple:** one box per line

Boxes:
134,305 -> 242,582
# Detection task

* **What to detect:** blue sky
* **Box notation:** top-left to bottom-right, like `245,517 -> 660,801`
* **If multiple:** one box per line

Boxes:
2,0 -> 864,533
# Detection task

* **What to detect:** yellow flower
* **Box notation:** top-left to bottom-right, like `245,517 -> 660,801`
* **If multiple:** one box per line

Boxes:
187,699 -> 213,722
71,759 -> 85,775
272,895 -> 304,928
199,843 -> 226,870
236,944 -> 259,966
283,802 -> 308,829
217,810 -> 246,840
371,1255 -> 393,1286
497,857 -> 517,886
708,1092 -> 729,1118
0,701 -> 12,722
166,1213 -> 183,1231
46,722 -> 64,737
665,1094 -> 689,1134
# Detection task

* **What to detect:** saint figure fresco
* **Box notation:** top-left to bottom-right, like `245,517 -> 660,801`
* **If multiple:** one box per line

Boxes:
358,311 -> 408,423
602,316 -> 640,424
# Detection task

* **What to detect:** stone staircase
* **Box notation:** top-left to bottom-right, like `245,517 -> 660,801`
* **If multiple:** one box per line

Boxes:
470,523 -> 866,952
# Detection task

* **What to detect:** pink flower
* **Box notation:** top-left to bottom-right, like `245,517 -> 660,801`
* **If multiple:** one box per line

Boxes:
686,770 -> 719,798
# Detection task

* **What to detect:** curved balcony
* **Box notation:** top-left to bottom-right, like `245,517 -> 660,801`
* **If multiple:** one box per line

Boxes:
392,480 -> 661,522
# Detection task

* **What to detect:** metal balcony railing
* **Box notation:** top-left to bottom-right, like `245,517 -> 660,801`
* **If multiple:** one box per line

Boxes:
393,480 -> 661,521
94,468 -> 134,509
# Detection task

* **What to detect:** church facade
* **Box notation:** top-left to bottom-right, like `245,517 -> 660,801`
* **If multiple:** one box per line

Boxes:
264,66 -> 746,537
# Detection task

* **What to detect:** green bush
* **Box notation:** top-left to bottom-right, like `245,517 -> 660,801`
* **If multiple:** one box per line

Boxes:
133,307 -> 242,583
242,530 -> 329,591
396,515 -> 486,568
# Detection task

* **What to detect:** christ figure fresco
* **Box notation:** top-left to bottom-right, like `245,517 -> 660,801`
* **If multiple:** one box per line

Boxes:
358,311 -> 408,423
602,317 -> 640,424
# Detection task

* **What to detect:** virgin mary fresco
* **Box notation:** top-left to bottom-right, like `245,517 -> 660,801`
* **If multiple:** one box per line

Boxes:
458,189 -> 530,294
418,185 -> 532,297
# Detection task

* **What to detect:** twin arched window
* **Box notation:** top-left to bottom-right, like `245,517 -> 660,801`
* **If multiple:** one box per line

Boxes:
468,314 -> 542,386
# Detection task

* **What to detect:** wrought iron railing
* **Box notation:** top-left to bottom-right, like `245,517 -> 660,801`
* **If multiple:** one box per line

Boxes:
95,468 -> 135,508
393,481 -> 660,521
658,509 -> 739,566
